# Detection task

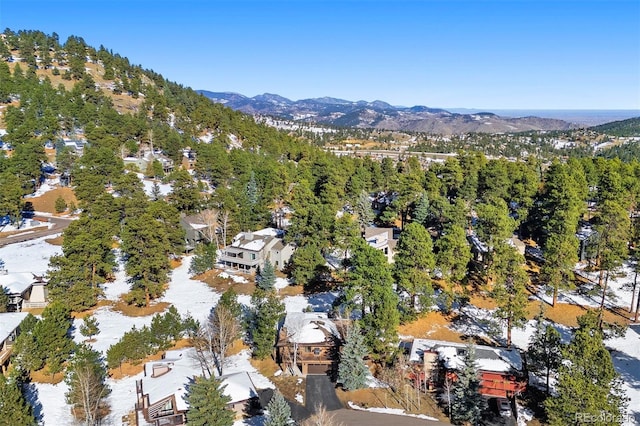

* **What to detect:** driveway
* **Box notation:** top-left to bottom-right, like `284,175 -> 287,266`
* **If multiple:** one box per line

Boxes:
305,375 -> 343,412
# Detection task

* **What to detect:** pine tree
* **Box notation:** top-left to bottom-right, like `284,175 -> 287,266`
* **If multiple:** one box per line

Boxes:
185,375 -> 234,426
0,285 -> 9,312
0,373 -> 36,426
450,344 -> 486,425
393,222 -> 435,317
65,344 -> 111,425
546,310 -> 628,425
489,243 -> 529,346
527,307 -> 563,395
264,390 -> 292,426
251,290 -> 285,359
412,191 -> 430,225
257,260 -> 276,291
338,322 -> 369,391
79,315 -> 100,341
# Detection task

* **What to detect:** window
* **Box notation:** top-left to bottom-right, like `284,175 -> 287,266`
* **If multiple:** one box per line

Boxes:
251,253 -> 256,260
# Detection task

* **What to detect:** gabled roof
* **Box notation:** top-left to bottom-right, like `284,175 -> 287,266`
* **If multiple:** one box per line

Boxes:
229,228 -> 284,253
281,312 -> 341,344
0,272 -> 35,296
0,312 -> 28,342
142,349 -> 199,412
219,371 -> 258,403
409,338 -> 523,373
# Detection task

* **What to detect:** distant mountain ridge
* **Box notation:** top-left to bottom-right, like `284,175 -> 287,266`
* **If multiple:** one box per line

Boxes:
198,91 -> 576,134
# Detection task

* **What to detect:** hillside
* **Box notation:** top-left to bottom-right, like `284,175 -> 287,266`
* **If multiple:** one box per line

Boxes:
590,116 -> 640,137
198,91 -> 577,135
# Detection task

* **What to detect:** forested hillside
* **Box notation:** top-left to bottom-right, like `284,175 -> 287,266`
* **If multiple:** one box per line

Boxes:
590,116 -> 640,137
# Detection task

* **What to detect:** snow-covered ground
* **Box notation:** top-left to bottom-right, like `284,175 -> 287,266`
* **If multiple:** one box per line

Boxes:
8,235 -> 640,424
15,245 -> 278,426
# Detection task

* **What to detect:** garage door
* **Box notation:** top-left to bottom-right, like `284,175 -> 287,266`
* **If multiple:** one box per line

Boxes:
307,364 -> 330,375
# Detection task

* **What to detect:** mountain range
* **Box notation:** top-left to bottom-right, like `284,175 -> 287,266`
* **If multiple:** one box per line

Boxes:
198,91 -> 577,134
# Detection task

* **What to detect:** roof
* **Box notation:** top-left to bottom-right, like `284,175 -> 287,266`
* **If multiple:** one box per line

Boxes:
409,339 -> 523,373
219,371 -> 258,403
0,312 -> 29,342
229,228 -> 284,253
0,272 -> 35,295
142,349 -> 200,412
282,312 -> 341,344
142,349 -> 260,411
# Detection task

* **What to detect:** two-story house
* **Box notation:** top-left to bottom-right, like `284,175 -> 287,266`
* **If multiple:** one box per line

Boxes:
219,228 -> 295,272
275,312 -> 342,376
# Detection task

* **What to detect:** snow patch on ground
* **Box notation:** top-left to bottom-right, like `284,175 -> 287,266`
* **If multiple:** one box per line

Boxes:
274,277 -> 290,290
295,393 -> 304,404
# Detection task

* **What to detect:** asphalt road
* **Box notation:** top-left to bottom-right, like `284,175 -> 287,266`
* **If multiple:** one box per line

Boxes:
0,216 -> 73,247
331,409 -> 446,425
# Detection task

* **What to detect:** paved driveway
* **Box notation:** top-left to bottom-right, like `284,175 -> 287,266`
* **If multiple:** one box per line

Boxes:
305,375 -> 343,412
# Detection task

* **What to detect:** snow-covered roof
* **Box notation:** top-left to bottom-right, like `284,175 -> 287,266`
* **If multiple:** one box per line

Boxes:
409,339 -> 523,373
282,312 -> 341,344
219,371 -> 258,403
229,228 -> 284,252
0,312 -> 28,342
142,349 -> 260,411
142,349 -> 200,412
0,272 -> 34,295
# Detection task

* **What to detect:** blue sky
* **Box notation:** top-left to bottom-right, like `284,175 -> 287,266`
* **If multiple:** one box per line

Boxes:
1,0 -> 639,109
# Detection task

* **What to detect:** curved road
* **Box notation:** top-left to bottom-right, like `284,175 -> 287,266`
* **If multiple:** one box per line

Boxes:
0,216 -> 74,247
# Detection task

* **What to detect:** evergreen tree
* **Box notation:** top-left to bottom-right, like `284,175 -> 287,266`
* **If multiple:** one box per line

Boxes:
489,244 -> 529,346
0,373 -> 36,426
79,315 -> 100,341
435,224 -> 471,282
338,322 -> 369,391
189,243 -> 218,276
289,242 -> 324,287
353,190 -> 375,232
65,344 -> 111,425
527,307 -> 563,395
251,290 -> 285,359
546,310 -> 628,425
264,390 -> 292,426
412,191 -> 430,225
393,222 -> 435,317
450,344 -> 486,425
185,375 -> 234,426
35,301 -> 75,378
218,288 -> 243,323
0,285 -> 9,312
257,260 -> 277,291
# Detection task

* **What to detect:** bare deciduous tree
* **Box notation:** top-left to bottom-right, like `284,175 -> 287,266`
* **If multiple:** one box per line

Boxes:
302,403 -> 344,426
197,209 -> 220,249
65,346 -> 111,426
190,305 -> 241,376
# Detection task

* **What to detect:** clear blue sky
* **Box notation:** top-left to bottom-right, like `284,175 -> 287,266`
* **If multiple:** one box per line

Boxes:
1,0 -> 639,109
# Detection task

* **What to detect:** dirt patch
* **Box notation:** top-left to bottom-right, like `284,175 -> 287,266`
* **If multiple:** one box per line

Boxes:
526,299 -> 627,328
278,285 -> 305,297
27,187 -> 78,214
398,311 -> 464,342
31,367 -> 65,384
335,387 -> 447,421
228,339 -> 250,356
45,235 -> 64,246
197,269 -> 257,296
112,300 -> 170,317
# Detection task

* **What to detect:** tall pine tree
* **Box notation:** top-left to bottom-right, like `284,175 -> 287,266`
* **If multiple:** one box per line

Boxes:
546,310 -> 628,426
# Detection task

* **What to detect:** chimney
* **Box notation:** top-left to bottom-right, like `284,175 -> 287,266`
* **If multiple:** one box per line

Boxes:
245,231 -> 253,241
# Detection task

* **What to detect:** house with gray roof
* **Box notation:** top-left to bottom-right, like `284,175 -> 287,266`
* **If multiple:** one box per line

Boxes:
219,228 -> 295,272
